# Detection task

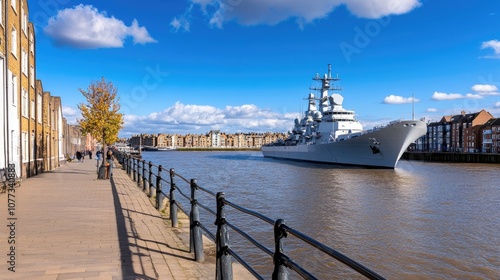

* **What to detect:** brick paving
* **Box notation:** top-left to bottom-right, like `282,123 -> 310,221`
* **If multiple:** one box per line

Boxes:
0,158 -> 253,280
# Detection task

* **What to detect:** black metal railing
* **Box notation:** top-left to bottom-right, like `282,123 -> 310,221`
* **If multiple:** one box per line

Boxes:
115,152 -> 386,280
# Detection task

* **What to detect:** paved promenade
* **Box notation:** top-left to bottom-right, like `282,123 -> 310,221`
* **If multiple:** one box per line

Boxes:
0,157 -> 251,279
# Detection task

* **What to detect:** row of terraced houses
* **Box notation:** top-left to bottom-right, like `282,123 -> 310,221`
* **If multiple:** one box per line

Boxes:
416,109 -> 500,153
128,130 -> 288,149
1,1 -> 89,180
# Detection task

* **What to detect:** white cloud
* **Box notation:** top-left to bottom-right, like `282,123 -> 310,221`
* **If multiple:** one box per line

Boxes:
426,108 -> 437,112
472,84 -> 498,92
383,94 -> 419,104
62,106 -> 77,116
431,91 -> 483,101
62,106 -> 81,124
471,84 -> 499,96
120,102 -> 295,136
170,17 -> 190,32
175,0 -> 421,29
494,102 -> 500,108
481,39 -> 500,58
44,4 -> 156,49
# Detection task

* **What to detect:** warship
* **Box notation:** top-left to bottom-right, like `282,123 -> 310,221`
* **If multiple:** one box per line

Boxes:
261,65 -> 427,168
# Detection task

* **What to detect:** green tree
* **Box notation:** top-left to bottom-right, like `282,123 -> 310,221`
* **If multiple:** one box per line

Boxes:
77,77 -> 124,153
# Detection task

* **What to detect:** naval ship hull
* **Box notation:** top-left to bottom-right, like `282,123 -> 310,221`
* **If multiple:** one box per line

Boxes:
262,120 -> 427,168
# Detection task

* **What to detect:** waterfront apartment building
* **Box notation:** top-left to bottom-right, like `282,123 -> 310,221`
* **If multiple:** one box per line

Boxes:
129,131 -> 289,149
481,118 -> 500,153
422,110 -> 495,153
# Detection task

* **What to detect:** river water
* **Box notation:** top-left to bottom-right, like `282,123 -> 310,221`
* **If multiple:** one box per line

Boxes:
140,151 -> 500,279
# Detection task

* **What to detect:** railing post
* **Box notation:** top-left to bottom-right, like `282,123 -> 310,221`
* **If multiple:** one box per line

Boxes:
215,192 -> 233,280
133,158 -> 137,182
190,179 -> 203,262
136,160 -> 141,187
148,161 -> 153,197
142,160 -> 147,191
156,165 -> 163,210
169,169 -> 178,227
127,155 -> 131,175
272,219 -> 288,280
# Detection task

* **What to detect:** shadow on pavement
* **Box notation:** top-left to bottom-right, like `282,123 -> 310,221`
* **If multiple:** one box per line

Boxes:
110,176 -> 156,280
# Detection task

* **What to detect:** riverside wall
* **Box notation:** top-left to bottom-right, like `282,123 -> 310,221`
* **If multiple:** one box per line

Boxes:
402,152 -> 500,164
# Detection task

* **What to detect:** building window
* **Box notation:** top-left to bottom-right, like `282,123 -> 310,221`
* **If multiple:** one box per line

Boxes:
30,65 -> 35,87
31,133 -> 35,160
10,72 -> 17,106
22,6 -> 27,35
37,93 -> 42,123
11,0 -> 16,12
22,132 -> 28,163
31,99 -> 35,119
11,27 -> 17,56
22,89 -> 28,117
22,48 -> 28,75
30,34 -> 35,54
0,0 -> 3,24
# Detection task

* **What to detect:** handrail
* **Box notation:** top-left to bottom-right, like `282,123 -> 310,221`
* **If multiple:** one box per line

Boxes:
116,151 -> 386,280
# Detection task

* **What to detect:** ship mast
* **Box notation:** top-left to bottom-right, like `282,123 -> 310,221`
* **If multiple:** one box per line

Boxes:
412,93 -> 415,121
309,64 -> 342,113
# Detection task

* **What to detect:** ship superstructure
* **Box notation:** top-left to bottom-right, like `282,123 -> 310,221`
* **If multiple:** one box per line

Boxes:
261,65 -> 427,168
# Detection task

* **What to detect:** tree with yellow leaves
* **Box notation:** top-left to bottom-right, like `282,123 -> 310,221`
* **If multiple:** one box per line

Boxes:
77,77 -> 124,155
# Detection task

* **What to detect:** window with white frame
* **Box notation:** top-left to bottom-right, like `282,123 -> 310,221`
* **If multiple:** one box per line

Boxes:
30,65 -> 34,87
10,72 -> 17,106
22,132 -> 28,163
31,133 -> 35,160
22,89 -> 28,117
11,0 -> 16,11
22,48 -> 28,75
30,33 -> 34,54
22,6 -> 27,35
37,93 -> 42,122
0,0 -> 3,24
31,99 -> 35,119
11,27 -> 17,56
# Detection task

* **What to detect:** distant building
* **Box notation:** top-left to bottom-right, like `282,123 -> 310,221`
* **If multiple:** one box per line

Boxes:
420,110 -> 495,153
481,118 -> 500,153
426,116 -> 452,152
128,130 -> 289,149
450,110 -> 493,152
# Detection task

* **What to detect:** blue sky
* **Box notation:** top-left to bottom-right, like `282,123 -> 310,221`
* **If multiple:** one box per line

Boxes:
29,0 -> 500,138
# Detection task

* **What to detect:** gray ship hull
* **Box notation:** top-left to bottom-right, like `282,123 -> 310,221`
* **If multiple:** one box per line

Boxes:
262,120 -> 427,168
